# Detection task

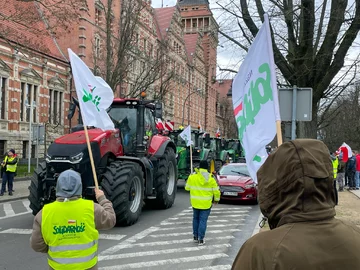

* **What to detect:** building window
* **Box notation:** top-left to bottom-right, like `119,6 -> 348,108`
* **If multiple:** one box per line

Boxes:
143,38 -> 147,53
0,77 -> 6,119
49,89 -> 63,124
22,141 -> 27,159
20,82 -> 38,123
0,140 -> 5,157
95,8 -> 101,26
95,36 -> 101,58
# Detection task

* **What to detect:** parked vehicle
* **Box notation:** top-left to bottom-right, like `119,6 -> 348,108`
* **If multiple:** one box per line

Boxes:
28,94 -> 178,226
216,163 -> 257,203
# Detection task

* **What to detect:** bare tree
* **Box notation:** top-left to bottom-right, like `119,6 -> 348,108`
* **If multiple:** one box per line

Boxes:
92,0 -> 175,98
216,0 -> 360,138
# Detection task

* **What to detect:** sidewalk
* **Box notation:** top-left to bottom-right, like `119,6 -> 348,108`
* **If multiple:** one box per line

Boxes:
350,189 -> 360,199
0,180 -> 30,203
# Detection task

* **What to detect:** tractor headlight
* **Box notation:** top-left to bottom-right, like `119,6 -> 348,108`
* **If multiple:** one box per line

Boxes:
70,152 -> 84,163
45,153 -> 52,163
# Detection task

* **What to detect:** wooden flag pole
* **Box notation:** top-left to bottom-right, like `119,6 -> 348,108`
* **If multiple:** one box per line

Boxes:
276,120 -> 283,146
190,143 -> 193,174
83,125 -> 99,190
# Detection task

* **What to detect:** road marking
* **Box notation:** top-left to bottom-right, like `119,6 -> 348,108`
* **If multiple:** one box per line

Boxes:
0,211 -> 31,220
167,214 -> 248,220
3,203 -> 15,216
149,229 -> 241,238
189,265 -> 232,270
157,223 -> 245,231
175,210 -> 249,216
22,200 -> 32,213
99,253 -> 229,269
252,213 -> 264,236
0,228 -> 126,241
183,207 -> 252,211
98,243 -> 231,261
100,226 -> 160,255
161,219 -> 245,225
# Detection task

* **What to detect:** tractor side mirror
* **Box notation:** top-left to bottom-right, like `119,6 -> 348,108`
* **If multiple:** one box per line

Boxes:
204,133 -> 210,144
154,102 -> 162,119
67,102 -> 77,120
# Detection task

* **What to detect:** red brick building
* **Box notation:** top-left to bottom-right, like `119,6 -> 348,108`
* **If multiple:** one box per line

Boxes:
0,1 -> 71,158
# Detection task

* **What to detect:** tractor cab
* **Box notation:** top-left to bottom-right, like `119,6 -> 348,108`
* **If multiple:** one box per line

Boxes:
225,139 -> 243,162
205,137 -> 230,171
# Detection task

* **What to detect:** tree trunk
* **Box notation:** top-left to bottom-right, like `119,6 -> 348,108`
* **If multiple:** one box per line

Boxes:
298,102 -> 318,139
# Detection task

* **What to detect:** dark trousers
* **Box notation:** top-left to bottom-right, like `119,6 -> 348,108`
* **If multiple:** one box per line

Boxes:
333,180 -> 338,205
348,171 -> 356,188
345,171 -> 348,186
193,208 -> 211,240
1,172 -> 15,194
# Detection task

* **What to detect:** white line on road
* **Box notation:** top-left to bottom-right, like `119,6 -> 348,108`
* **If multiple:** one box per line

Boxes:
156,223 -> 245,231
189,265 -> 232,270
100,226 -> 160,255
99,253 -> 229,270
98,243 -> 231,261
0,211 -> 31,220
149,229 -> 241,238
182,207 -> 252,212
22,200 -> 32,213
175,210 -> 249,216
160,219 -> 245,226
0,228 -> 127,241
167,214 -> 248,220
251,213 -> 264,236
3,203 -> 15,216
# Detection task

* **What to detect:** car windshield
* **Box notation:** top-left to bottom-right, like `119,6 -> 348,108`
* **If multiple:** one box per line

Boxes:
219,165 -> 250,176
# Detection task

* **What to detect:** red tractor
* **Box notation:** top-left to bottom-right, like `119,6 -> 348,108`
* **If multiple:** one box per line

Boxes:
28,95 -> 178,226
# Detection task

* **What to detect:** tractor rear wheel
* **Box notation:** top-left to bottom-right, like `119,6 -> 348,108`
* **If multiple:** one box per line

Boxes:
215,161 -> 222,172
154,147 -> 177,209
101,161 -> 144,226
28,161 -> 46,215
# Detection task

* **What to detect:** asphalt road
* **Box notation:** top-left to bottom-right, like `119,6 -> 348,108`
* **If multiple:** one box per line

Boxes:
0,180 -> 260,270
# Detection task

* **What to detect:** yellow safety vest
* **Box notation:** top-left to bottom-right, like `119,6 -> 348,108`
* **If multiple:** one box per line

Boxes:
3,156 -> 17,173
185,168 -> 220,209
333,157 -> 339,179
42,199 -> 99,270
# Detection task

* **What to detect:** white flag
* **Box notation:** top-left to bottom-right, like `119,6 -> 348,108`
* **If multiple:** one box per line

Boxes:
179,125 -> 193,147
68,48 -> 115,131
231,14 -> 280,183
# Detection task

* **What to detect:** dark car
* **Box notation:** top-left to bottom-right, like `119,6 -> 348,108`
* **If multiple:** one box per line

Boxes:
216,163 -> 257,203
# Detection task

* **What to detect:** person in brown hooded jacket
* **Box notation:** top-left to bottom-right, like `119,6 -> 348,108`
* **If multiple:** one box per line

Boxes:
232,139 -> 360,270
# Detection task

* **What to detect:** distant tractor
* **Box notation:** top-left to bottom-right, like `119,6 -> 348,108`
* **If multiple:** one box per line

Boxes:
28,94 -> 178,226
168,129 -> 215,179
204,136 -> 230,171
224,139 -> 243,163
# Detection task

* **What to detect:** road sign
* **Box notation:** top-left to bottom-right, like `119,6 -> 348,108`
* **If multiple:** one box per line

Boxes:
32,125 -> 45,145
279,87 -> 313,121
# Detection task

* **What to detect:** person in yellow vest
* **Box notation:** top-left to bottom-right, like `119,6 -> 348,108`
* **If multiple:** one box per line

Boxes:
185,160 -> 220,246
30,169 -> 116,270
1,149 -> 18,196
331,152 -> 339,205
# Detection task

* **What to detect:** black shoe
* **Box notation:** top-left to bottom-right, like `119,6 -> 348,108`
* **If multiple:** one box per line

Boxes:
193,236 -> 198,243
8,192 -> 13,196
198,239 -> 205,246
0,193 -> 4,196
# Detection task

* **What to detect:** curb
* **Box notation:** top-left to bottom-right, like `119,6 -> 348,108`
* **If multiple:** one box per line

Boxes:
349,189 -> 360,199
251,213 -> 264,236
0,177 -> 30,184
0,196 -> 28,203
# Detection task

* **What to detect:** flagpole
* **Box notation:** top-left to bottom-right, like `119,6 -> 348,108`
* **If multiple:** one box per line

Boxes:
190,144 -> 193,173
83,125 -> 99,190
276,120 -> 283,146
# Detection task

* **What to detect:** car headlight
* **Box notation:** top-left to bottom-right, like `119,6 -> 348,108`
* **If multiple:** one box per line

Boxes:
45,153 -> 52,163
245,183 -> 256,189
70,152 -> 84,163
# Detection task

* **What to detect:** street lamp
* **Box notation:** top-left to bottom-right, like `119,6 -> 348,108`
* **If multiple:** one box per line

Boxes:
181,88 -> 202,126
25,100 -> 37,174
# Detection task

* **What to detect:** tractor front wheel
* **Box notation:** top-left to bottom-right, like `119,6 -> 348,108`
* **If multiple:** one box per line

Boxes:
101,161 -> 144,226
154,147 -> 178,209
28,161 -> 46,215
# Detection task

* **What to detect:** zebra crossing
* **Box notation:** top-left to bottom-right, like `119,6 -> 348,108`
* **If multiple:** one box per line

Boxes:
98,205 -> 252,270
0,199 -> 32,220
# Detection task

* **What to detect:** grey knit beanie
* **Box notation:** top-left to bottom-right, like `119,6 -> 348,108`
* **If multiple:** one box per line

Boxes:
56,170 -> 82,198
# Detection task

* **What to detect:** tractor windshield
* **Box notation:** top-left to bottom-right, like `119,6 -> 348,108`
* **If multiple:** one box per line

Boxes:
108,106 -> 137,151
228,141 -> 239,150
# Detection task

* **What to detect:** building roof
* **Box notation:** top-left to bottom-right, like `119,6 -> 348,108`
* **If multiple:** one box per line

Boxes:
0,1 -> 66,61
215,79 -> 233,100
154,7 -> 176,40
178,0 -> 210,6
183,34 -> 199,62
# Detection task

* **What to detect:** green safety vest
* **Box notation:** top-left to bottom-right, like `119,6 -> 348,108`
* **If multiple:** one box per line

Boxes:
333,157 -> 339,179
185,168 -> 220,209
42,199 -> 99,270
3,156 -> 17,173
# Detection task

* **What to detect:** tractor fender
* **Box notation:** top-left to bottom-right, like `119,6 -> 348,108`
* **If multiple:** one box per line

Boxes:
150,136 -> 176,158
114,156 -> 154,196
201,148 -> 212,161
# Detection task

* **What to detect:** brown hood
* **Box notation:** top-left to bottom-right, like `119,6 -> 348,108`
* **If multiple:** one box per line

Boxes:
257,139 -> 336,229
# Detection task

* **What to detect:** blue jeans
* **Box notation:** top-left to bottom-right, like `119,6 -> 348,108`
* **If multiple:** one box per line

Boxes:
193,208 -> 211,240
1,172 -> 15,194
355,171 -> 360,189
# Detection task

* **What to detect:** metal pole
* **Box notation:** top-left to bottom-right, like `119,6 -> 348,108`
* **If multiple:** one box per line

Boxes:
291,85 -> 297,140
28,102 -> 32,173
181,91 -> 198,126
36,125 -> 39,168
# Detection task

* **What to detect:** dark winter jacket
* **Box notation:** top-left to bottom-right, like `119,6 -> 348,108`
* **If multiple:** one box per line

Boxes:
232,139 -> 360,270
347,156 -> 356,172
